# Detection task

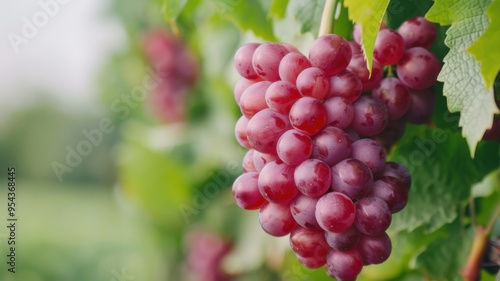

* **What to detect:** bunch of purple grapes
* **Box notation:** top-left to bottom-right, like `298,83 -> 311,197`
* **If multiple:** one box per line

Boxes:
185,229 -> 234,281
144,31 -> 198,123
351,17 -> 439,148
231,17 -> 439,281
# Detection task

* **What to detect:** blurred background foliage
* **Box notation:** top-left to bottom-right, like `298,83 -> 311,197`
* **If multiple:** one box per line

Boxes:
0,0 -> 499,280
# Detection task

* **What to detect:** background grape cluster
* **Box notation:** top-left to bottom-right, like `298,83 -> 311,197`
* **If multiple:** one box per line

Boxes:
232,17 -> 440,280
144,31 -> 198,123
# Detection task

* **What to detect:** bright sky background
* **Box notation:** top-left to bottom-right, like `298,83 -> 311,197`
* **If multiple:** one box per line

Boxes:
0,0 -> 126,119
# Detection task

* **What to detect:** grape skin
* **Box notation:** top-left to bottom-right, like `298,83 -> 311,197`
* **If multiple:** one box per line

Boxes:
234,43 -> 260,79
290,194 -> 321,229
315,192 -> 356,233
354,196 -> 392,235
294,159 -> 331,197
326,248 -> 364,280
351,96 -> 389,137
277,129 -> 313,166
309,34 -> 352,76
258,160 -> 299,204
396,47 -> 440,90
259,202 -> 297,237
252,43 -> 289,81
398,17 -> 437,49
357,232 -> 392,265
232,172 -> 266,210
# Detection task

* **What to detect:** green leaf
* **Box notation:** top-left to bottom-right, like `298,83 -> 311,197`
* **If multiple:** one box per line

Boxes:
344,0 -> 390,73
118,140 -> 191,227
468,0 -> 500,90
287,0 -> 325,34
334,0 -> 354,40
415,220 -> 473,280
426,0 -> 499,156
212,0 -> 276,41
162,0 -> 188,20
385,0 -> 434,29
269,0 -> 289,18
389,126 -> 500,233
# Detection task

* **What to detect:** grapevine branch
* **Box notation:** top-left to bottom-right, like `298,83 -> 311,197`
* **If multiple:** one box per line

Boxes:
461,202 -> 500,281
318,0 -> 338,37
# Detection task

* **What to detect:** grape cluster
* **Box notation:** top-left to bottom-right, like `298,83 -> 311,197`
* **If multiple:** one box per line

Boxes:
144,31 -> 198,123
352,18 -> 440,148
232,17 -> 439,280
185,229 -> 234,281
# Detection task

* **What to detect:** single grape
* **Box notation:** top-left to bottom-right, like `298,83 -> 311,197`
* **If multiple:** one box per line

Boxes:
326,70 -> 362,103
252,151 -> 279,172
309,34 -> 352,76
354,196 -> 392,235
265,81 -> 301,114
246,109 -> 290,154
242,149 -> 256,173
277,129 -> 313,166
381,162 -> 412,191
325,249 -> 364,280
350,138 -> 386,175
296,67 -> 330,100
405,88 -> 435,124
347,55 -> 384,91
233,78 -> 261,104
324,97 -> 354,129
294,159 -> 331,197
296,254 -> 326,269
234,115 -> 251,149
232,172 -> 267,210
252,43 -> 289,81
316,192 -> 356,233
290,194 -> 321,229
371,176 -> 409,213
351,96 -> 389,136
289,97 -> 328,136
239,81 -> 271,118
396,47 -> 441,90
258,160 -> 299,204
311,126 -> 352,166
372,77 -> 411,120
373,29 -> 405,65
279,52 -> 312,83
331,158 -> 374,200
398,17 -> 437,49
234,43 -> 260,79
357,232 -> 392,265
289,226 -> 329,258
325,226 -> 361,251
259,202 -> 297,237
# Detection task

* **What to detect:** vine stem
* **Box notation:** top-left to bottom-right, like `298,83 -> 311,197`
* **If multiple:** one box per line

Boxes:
460,204 -> 500,281
318,0 -> 338,37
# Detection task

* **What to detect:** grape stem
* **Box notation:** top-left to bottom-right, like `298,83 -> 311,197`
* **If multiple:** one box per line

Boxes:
460,204 -> 500,281
318,0 -> 338,37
